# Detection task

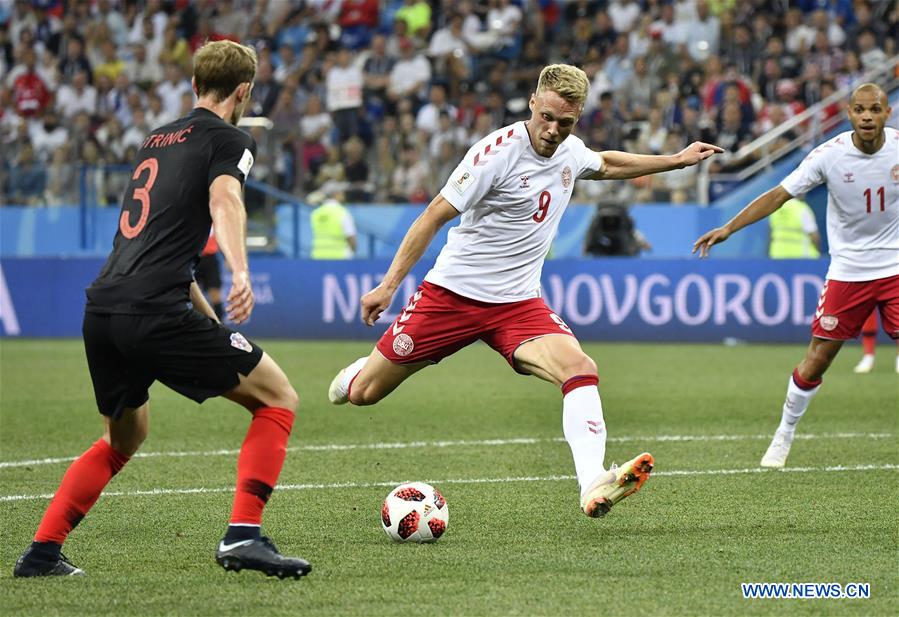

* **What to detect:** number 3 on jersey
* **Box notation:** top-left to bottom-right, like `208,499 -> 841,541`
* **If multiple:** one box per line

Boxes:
120,157 -> 159,238
533,190 -> 551,223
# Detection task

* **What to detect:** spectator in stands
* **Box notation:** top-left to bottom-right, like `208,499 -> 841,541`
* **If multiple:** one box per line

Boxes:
710,101 -> 752,172
28,107 -> 69,162
415,83 -> 457,136
387,37 -> 431,108
429,109 -> 467,160
486,0 -> 523,59
58,35 -> 92,84
608,0 -> 641,33
326,47 -> 364,143
249,59 -> 281,118
684,0 -> 720,61
618,55 -> 658,121
9,47 -> 51,119
300,93 -> 333,182
857,29 -> 888,70
338,0 -> 379,49
388,143 -> 430,203
395,0 -> 433,42
343,136 -> 373,203
7,142 -> 46,205
155,62 -> 191,119
44,145 -> 77,206
314,145 -> 347,197
784,8 -> 816,55
362,33 -> 394,120
158,21 -> 190,73
125,42 -> 161,90
427,12 -> 471,96
56,69 -> 96,119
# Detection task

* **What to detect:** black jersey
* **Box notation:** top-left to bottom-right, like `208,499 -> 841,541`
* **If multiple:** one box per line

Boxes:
86,108 -> 255,314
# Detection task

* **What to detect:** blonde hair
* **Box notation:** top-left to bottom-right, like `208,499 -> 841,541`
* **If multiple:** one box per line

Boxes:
536,64 -> 590,108
193,40 -> 258,102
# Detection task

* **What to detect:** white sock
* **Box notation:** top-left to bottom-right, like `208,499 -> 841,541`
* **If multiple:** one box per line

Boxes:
562,384 -> 607,497
777,375 -> 821,435
340,356 -> 368,395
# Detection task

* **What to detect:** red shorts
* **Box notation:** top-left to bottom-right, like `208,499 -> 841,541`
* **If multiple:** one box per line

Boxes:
376,281 -> 576,371
811,274 -> 899,340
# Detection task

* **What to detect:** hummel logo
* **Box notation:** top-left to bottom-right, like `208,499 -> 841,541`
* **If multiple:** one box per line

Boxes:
843,172 -> 854,183
519,175 -> 530,188
218,539 -> 254,552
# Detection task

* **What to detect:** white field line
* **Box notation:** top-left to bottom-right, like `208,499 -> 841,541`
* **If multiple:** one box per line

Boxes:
1,463 -> 896,503
0,432 -> 893,470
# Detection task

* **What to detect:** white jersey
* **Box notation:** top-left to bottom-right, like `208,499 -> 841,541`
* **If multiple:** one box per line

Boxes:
426,121 -> 604,302
780,128 -> 899,282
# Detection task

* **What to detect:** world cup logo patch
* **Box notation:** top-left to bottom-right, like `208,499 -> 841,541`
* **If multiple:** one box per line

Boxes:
820,315 -> 838,331
393,333 -> 414,357
561,166 -> 572,188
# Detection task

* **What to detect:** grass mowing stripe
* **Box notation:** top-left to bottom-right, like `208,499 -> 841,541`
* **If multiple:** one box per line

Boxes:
0,431 -> 893,469
2,463 -> 896,502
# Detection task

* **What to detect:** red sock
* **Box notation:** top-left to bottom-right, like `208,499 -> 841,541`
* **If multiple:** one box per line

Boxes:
861,332 -> 877,355
792,368 -> 822,390
561,374 -> 599,396
34,439 -> 130,544
861,312 -> 877,354
230,407 -> 294,525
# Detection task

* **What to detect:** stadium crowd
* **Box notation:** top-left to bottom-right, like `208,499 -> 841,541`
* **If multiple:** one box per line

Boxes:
2,0 -> 897,208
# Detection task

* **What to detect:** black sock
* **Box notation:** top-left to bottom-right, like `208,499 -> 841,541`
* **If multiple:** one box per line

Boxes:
30,541 -> 62,560
223,525 -> 261,543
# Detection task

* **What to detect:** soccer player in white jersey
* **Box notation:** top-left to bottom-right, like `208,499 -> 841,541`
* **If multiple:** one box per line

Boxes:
693,82 -> 898,468
329,64 -> 723,518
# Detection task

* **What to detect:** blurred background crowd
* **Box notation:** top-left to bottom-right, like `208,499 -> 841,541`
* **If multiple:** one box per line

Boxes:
2,0 -> 897,208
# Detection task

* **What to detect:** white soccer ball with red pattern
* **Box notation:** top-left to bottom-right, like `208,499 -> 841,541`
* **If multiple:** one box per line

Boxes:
381,482 -> 449,543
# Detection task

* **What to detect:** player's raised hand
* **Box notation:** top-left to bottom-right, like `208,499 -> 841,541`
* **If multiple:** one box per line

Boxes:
692,227 -> 731,258
227,270 -> 254,323
361,284 -> 394,326
678,142 -> 725,167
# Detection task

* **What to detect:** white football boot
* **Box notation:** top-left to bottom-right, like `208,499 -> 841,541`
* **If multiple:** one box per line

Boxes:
852,354 -> 875,374
760,430 -> 795,468
328,368 -> 350,404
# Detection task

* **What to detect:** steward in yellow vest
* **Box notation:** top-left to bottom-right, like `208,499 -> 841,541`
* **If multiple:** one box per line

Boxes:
769,198 -> 820,258
311,198 -> 357,259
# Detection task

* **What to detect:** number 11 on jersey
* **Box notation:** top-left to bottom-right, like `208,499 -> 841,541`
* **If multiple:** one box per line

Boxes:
864,186 -> 885,213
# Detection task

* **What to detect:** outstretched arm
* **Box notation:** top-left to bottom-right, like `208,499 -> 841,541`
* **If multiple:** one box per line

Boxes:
692,185 -> 793,258
360,194 -> 460,326
586,141 -> 724,180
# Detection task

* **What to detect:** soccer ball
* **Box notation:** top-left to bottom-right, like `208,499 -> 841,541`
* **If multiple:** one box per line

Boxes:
381,482 -> 449,543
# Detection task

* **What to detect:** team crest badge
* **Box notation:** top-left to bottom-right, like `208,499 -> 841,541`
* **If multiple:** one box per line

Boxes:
393,333 -> 414,357
230,332 -> 252,352
820,315 -> 838,331
561,166 -> 572,188
891,164 -> 899,183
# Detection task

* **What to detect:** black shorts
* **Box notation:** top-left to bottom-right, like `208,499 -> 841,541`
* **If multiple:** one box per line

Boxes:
83,310 -> 264,419
194,253 -> 222,290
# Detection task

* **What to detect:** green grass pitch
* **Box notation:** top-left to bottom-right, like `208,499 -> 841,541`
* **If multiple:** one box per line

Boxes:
1,339 -> 896,616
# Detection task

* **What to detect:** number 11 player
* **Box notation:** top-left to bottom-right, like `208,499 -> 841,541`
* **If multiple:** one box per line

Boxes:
694,83 -> 898,467
14,41 -> 311,579
329,64 -> 723,519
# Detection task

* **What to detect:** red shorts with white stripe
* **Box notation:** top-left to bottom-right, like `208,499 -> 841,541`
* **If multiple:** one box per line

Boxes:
375,281 -> 576,371
811,274 -> 899,340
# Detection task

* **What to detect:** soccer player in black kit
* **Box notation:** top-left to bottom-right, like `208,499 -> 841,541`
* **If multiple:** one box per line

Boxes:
14,41 -> 311,580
